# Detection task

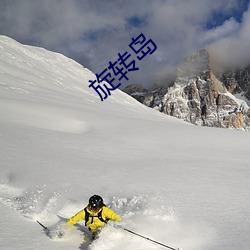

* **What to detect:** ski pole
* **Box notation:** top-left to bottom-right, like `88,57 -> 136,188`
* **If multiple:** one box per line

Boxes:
122,227 -> 180,250
37,220 -> 48,231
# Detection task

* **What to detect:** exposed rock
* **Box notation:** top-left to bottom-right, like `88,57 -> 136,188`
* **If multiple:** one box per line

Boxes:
217,66 -> 250,99
123,84 -> 147,103
123,49 -> 250,130
123,84 -> 146,95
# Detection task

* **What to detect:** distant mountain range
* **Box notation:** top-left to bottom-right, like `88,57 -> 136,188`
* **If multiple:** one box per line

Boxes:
123,49 -> 250,130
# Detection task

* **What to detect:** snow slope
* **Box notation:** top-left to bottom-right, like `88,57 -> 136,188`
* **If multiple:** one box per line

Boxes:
0,35 -> 250,250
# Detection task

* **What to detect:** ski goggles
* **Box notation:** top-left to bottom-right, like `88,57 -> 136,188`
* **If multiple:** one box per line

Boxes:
89,205 -> 101,212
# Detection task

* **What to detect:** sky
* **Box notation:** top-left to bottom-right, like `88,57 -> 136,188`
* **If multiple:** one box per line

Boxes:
0,0 -> 249,88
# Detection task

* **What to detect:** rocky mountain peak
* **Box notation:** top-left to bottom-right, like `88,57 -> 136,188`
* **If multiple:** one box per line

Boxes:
123,49 -> 250,130
177,48 -> 210,78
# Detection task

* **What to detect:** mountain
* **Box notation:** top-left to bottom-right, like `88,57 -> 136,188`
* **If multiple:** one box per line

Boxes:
123,49 -> 250,130
1,36 -> 250,250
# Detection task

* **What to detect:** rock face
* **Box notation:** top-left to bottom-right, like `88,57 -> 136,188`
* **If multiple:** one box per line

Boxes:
123,84 -> 147,103
123,49 -> 250,130
218,66 -> 250,100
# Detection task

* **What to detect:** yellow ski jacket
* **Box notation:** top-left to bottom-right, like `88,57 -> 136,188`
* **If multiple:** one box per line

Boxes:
67,206 -> 121,233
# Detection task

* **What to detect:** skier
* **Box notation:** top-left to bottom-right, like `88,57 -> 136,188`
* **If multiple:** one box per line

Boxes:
66,194 -> 122,239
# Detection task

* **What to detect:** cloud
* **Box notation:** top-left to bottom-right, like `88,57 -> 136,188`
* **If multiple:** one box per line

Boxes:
0,0 -> 249,88
200,18 -> 240,45
209,3 -> 250,69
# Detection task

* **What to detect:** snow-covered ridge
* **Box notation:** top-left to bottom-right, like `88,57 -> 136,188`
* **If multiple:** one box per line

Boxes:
0,35 -> 154,134
0,35 -> 149,104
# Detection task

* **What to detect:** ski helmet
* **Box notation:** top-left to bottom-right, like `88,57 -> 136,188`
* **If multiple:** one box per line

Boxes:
89,195 -> 104,210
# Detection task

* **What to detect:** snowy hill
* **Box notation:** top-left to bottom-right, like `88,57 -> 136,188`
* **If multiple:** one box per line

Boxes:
0,36 -> 250,250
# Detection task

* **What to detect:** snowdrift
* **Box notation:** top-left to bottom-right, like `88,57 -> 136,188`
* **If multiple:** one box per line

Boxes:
0,36 -> 250,250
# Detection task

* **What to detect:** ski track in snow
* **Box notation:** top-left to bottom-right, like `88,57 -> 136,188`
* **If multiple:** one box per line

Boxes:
0,180 -> 211,250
